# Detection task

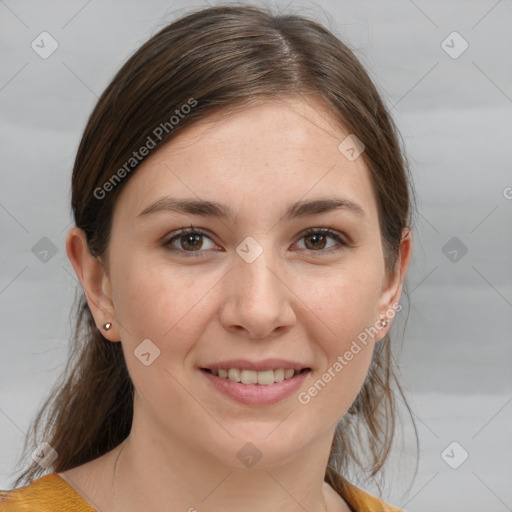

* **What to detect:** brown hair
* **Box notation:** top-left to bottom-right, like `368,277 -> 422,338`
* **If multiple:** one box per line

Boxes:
11,3 -> 418,499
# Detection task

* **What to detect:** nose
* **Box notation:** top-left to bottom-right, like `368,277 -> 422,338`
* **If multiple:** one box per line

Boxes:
219,248 -> 296,339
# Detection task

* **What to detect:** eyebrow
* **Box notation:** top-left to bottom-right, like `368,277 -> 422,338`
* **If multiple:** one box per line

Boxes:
137,196 -> 366,221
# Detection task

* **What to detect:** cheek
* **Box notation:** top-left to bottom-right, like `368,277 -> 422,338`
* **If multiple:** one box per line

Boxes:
298,313 -> 375,431
110,254 -> 216,353
292,262 -> 381,418
109,260 -> 201,408
296,262 -> 383,341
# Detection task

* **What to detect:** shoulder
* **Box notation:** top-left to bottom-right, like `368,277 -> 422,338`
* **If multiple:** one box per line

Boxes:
342,481 -> 407,512
0,473 -> 95,512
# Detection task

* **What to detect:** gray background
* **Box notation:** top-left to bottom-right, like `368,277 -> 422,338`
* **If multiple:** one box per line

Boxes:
1,1 -> 511,510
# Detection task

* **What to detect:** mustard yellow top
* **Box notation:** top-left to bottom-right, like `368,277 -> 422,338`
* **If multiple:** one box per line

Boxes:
0,473 -> 406,511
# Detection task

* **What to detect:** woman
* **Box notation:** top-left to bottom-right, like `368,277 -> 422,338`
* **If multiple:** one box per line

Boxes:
0,5 -> 416,511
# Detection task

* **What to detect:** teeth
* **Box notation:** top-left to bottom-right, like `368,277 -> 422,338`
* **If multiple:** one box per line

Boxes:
241,369 -> 258,385
284,369 -> 295,379
227,368 -> 241,382
274,368 -> 285,382
209,368 -> 302,385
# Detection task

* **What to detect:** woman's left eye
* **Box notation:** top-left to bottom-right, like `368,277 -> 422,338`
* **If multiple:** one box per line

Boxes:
163,226 -> 347,256
295,228 -> 348,253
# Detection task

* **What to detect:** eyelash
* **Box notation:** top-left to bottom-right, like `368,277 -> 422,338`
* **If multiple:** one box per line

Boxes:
163,225 -> 349,257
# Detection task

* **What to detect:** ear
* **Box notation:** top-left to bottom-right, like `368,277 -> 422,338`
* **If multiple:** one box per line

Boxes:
375,227 -> 412,341
65,227 -> 120,342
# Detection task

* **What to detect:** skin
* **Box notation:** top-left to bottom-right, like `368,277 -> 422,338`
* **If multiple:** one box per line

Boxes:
63,95 -> 412,512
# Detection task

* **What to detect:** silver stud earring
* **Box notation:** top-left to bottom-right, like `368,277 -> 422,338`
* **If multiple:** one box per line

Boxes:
380,319 -> 388,327
103,322 -> 112,331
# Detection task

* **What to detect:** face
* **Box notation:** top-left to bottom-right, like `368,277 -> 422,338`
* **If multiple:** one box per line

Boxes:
70,96 -> 409,469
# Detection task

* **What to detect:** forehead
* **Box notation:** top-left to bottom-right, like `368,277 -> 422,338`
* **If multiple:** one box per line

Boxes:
112,97 -> 378,227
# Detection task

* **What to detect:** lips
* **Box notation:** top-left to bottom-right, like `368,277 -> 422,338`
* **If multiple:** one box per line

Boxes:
199,365 -> 311,405
200,358 -> 309,372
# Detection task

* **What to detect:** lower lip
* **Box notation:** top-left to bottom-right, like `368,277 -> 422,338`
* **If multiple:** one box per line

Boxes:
199,369 -> 311,406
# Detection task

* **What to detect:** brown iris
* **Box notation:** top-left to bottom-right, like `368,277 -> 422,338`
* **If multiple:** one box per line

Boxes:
304,233 -> 328,251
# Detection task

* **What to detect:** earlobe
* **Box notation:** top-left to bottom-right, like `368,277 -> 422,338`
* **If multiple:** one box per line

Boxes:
65,227 -> 119,341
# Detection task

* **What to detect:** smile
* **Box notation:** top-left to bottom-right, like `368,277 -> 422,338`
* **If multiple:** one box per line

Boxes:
199,367 -> 311,406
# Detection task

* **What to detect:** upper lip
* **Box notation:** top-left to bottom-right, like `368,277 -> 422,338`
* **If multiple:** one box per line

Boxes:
200,359 -> 310,372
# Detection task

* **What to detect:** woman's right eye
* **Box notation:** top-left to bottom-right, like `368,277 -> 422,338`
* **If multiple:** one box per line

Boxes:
163,227 -> 217,256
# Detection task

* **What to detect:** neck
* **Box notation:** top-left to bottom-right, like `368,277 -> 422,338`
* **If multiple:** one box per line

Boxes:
100,401 -> 341,512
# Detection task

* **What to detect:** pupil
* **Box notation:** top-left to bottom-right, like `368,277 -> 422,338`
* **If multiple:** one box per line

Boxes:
183,234 -> 201,250
307,234 -> 325,250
